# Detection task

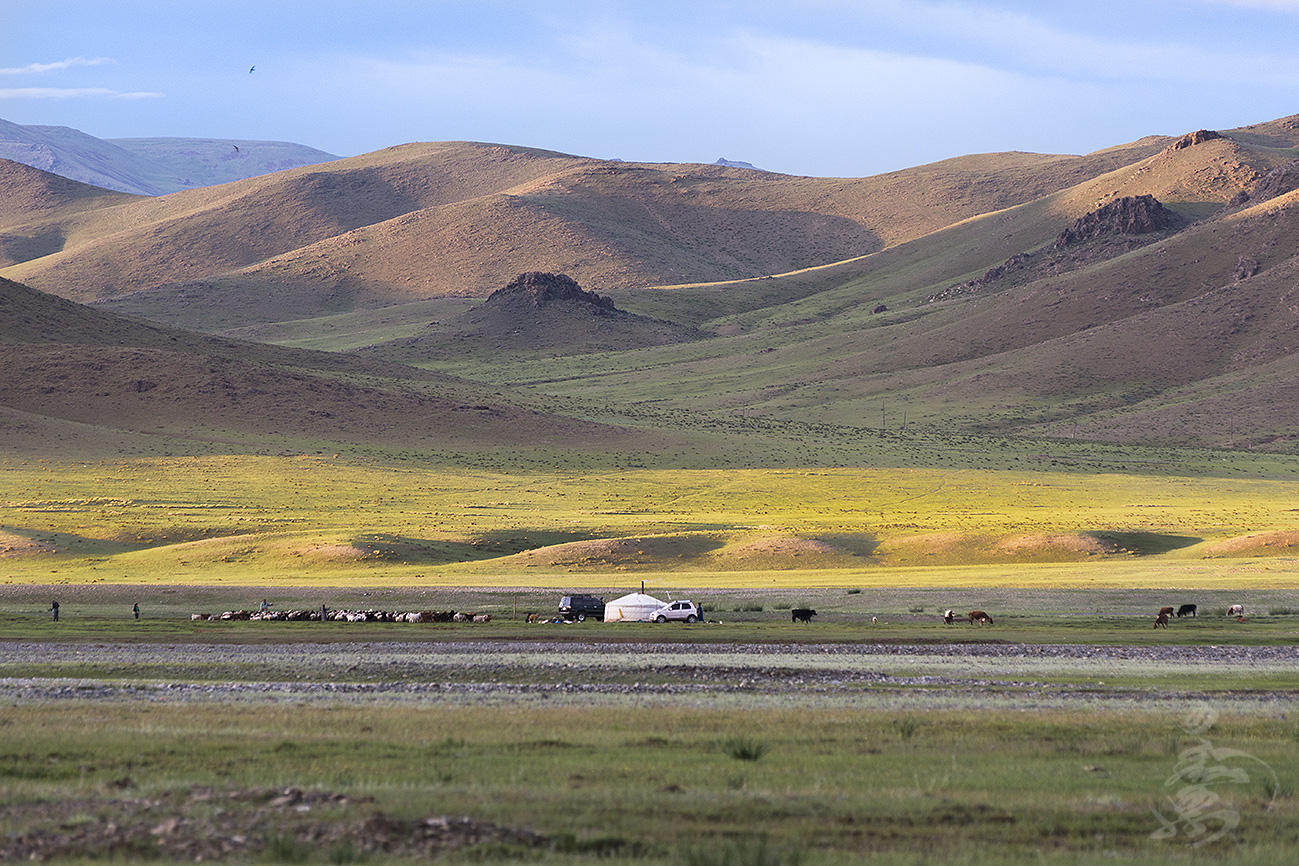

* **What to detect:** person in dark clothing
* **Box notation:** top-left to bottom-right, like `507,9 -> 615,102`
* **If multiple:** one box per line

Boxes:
133,603 -> 140,620
51,600 -> 59,621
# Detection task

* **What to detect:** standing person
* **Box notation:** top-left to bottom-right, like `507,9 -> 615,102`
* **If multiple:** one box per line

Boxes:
320,603 -> 327,621
260,599 -> 270,613
133,603 -> 140,620
50,600 -> 59,621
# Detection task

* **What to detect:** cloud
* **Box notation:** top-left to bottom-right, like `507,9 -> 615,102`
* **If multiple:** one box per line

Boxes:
0,57 -> 114,76
0,87 -> 163,100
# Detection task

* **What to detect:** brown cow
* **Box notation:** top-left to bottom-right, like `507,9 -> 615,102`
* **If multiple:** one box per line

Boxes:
1153,612 -> 1170,628
968,610 -> 993,625
525,612 -> 538,623
1158,606 -> 1174,618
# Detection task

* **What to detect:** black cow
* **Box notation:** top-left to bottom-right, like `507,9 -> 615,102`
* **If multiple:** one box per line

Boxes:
1176,604 -> 1197,618
791,608 -> 817,623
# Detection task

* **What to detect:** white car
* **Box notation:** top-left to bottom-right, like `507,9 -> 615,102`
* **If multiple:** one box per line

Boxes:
652,600 -> 701,623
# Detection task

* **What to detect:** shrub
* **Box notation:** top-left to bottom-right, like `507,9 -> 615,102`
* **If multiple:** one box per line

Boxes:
722,736 -> 768,761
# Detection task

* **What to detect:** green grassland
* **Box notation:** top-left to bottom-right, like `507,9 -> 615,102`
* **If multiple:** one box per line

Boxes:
5,455 -> 1299,588
3,695 -> 1297,863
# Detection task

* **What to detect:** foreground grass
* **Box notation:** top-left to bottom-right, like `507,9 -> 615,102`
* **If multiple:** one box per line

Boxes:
2,702 -> 1296,864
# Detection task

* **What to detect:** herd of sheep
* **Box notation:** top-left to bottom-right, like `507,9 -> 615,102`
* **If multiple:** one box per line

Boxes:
191,609 -> 492,623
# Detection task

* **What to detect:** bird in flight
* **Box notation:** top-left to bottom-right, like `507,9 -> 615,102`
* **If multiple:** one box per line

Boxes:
233,144 -> 239,152
248,65 -> 256,74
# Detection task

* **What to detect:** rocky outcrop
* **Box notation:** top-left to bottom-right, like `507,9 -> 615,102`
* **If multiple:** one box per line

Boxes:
484,271 -> 616,312
1236,160 -> 1299,207
1163,129 -> 1222,154
1054,195 -> 1179,247
930,196 -> 1181,303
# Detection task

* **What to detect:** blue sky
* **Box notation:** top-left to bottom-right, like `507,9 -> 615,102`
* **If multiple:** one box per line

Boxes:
3,0 -> 1297,176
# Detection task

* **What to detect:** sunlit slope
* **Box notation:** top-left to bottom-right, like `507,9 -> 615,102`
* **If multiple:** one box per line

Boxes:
432,136 -> 1299,450
1,135 -> 1176,330
0,142 -> 592,302
4,457 -> 1299,586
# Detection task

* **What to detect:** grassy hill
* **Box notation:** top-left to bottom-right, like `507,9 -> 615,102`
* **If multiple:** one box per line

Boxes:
0,276 -> 654,459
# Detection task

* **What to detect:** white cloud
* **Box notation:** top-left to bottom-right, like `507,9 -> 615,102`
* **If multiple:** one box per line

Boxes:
789,1 -> 1299,87
0,57 -> 114,76
0,87 -> 162,100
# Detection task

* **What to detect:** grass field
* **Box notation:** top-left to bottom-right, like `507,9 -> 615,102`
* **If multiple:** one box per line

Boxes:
5,447 -> 1299,863
3,621 -> 1297,864
5,455 -> 1299,588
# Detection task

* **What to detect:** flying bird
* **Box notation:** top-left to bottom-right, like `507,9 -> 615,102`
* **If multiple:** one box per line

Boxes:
248,65 -> 255,74
232,145 -> 239,152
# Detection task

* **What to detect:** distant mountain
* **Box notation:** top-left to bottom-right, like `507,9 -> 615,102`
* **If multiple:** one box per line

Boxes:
0,117 -> 336,195
714,157 -> 764,171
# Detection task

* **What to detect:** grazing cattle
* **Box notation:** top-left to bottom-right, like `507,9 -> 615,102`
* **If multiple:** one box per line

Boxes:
1227,604 -> 1244,617
967,610 -> 993,625
473,613 -> 492,623
1176,604 -> 1197,618
943,609 -> 957,624
1158,606 -> 1175,618
791,608 -> 817,623
1154,612 -> 1170,628
452,612 -> 469,622
525,612 -> 538,623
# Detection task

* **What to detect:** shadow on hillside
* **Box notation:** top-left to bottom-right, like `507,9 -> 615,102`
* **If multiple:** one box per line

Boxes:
0,526 -> 147,557
1094,531 -> 1203,555
813,533 -> 881,558
351,529 -> 680,565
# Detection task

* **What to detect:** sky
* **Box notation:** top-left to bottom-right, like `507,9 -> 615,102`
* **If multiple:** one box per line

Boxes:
2,0 -> 1298,177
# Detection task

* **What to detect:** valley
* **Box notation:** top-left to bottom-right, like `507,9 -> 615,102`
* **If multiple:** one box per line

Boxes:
4,109 -> 1299,866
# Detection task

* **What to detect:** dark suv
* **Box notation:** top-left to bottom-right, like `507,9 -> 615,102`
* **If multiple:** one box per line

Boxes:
558,594 -> 605,622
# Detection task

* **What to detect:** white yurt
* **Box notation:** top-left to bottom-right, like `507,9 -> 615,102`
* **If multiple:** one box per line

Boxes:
603,592 -> 664,622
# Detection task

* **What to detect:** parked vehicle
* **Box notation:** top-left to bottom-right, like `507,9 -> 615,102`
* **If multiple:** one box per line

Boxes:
558,594 -> 605,622
652,600 -> 701,623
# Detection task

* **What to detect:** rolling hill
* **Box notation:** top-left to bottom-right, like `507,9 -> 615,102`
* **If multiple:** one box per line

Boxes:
1,133 -> 1175,330
0,275 -> 652,458
5,113 -> 1299,455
